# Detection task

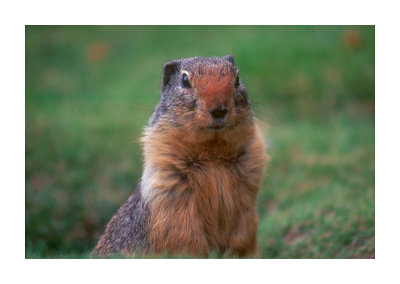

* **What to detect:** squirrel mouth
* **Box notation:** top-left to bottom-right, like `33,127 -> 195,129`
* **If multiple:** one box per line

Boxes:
207,122 -> 227,131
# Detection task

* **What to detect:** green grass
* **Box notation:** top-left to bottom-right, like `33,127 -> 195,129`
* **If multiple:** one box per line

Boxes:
25,25 -> 374,258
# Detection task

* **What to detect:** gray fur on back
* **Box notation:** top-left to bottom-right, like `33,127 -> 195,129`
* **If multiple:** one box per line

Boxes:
92,182 -> 150,256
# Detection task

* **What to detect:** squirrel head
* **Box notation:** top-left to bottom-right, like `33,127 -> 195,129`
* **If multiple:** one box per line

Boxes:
150,55 -> 252,135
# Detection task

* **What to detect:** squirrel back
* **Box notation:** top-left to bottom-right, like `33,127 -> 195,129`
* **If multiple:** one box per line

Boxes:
93,55 -> 267,257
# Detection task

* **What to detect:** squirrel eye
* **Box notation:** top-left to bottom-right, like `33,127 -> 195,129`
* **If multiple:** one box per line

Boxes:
182,73 -> 191,88
235,74 -> 240,87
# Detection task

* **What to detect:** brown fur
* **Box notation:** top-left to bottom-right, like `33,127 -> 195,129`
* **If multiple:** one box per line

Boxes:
142,117 -> 266,257
93,55 -> 267,258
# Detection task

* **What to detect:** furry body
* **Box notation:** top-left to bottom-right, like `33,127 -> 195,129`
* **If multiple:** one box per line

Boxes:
93,55 -> 267,257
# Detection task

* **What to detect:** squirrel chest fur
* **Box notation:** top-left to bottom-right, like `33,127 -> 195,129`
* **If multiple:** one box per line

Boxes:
93,55 -> 267,257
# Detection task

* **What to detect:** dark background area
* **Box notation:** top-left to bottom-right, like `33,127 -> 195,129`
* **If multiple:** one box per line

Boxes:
26,26 -> 374,258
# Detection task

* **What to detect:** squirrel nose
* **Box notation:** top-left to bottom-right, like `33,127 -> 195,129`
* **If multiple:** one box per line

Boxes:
209,105 -> 228,120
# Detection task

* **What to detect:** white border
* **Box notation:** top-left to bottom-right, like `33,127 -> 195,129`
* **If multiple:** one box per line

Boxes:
2,0 -> 399,283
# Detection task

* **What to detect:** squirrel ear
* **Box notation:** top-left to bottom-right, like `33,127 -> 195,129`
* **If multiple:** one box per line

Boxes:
162,60 -> 180,91
223,54 -> 235,65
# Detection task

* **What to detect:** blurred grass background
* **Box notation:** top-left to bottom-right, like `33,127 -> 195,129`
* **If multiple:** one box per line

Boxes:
25,26 -> 374,258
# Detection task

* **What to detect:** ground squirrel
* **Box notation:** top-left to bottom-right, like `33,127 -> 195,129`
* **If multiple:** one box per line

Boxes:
92,55 -> 267,258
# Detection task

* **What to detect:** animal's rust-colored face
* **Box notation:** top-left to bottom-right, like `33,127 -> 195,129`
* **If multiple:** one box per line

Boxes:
156,56 -> 251,134
183,60 -> 238,130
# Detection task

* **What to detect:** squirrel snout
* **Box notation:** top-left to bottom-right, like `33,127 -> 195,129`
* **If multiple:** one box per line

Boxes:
209,105 -> 228,120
